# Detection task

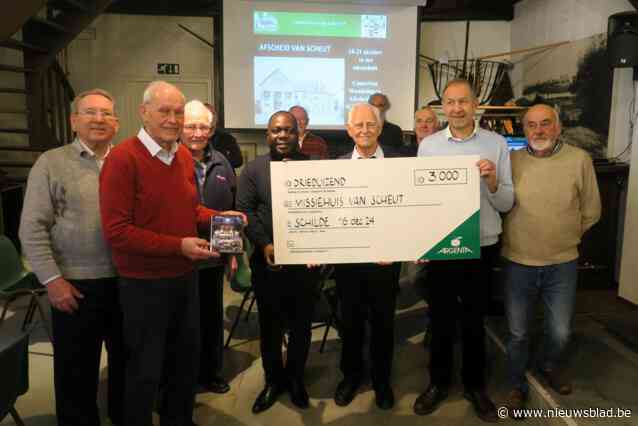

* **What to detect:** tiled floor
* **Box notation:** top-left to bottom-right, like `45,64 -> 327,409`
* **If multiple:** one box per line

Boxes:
1,278 -> 637,425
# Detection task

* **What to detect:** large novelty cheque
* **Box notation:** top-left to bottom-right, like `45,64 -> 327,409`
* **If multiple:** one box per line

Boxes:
270,155 -> 480,264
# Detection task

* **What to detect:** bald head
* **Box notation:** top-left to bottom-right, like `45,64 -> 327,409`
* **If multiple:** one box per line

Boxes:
522,104 -> 560,127
347,103 -> 382,157
139,80 -> 185,147
348,103 -> 381,126
522,104 -> 562,156
442,79 -> 478,137
142,80 -> 185,105
442,79 -> 476,100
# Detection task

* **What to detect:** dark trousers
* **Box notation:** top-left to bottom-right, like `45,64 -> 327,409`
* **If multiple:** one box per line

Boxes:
118,272 -> 199,426
335,263 -> 400,386
251,257 -> 319,384
197,265 -> 224,384
428,244 -> 498,391
51,277 -> 124,426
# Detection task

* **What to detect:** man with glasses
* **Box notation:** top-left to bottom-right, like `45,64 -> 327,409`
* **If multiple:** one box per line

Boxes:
20,88 -> 124,425
289,105 -> 329,159
181,100 -> 235,395
236,111 -> 320,414
100,81 -> 245,426
414,79 -> 513,422
501,104 -> 600,416
333,103 -> 402,411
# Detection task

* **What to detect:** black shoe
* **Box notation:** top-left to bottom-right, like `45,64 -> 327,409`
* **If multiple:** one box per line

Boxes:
464,390 -> 498,423
334,377 -> 360,407
200,376 -> 230,394
413,384 -> 448,415
374,382 -> 395,410
288,377 -> 310,409
252,383 -> 284,414
539,368 -> 573,395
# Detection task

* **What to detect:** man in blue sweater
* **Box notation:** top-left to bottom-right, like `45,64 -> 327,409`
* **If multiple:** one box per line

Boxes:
414,79 -> 514,423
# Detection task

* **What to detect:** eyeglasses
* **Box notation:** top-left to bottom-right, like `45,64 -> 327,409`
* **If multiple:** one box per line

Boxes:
416,118 -> 436,125
183,124 -> 212,133
78,109 -> 115,119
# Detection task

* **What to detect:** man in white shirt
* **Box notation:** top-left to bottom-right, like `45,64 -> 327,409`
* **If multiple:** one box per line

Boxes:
333,103 -> 402,410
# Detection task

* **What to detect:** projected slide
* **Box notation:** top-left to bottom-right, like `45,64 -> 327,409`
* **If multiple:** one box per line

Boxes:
252,10 -> 388,126
223,1 -> 418,130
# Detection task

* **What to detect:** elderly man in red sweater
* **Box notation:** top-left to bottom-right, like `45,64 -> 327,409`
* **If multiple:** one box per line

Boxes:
100,80 -> 244,426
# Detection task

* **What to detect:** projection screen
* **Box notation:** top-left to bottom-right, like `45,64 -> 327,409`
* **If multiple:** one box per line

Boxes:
223,0 -> 419,130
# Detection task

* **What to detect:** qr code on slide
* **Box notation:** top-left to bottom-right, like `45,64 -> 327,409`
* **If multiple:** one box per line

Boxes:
361,15 -> 387,39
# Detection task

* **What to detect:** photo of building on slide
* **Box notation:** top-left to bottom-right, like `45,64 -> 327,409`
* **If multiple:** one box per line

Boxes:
254,56 -> 345,126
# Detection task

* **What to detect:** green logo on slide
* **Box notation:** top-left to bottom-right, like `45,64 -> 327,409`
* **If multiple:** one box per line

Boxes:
253,11 -> 387,39
421,210 -> 480,260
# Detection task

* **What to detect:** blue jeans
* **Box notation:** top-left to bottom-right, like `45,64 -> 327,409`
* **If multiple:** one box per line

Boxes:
503,259 -> 578,395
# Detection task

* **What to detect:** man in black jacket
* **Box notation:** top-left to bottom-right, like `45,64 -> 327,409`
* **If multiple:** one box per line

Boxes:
236,111 -> 320,414
333,103 -> 401,410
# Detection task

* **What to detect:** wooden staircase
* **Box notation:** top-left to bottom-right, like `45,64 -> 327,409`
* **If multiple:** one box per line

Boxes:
0,0 -> 112,184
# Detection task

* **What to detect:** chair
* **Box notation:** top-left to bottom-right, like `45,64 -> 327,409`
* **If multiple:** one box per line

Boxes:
0,327 -> 31,425
312,265 -> 341,353
224,248 -> 342,352
0,235 -> 52,341
225,238 -> 256,348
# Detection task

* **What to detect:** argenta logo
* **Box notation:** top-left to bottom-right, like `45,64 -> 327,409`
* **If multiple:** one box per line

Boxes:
437,236 -> 473,255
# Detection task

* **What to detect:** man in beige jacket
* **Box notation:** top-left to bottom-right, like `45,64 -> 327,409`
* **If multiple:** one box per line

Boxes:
501,104 -> 601,415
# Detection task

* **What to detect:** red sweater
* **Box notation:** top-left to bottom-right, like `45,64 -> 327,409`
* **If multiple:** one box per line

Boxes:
100,136 -> 217,279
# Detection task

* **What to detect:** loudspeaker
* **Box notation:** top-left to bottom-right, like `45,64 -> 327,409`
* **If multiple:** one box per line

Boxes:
608,11 -> 638,67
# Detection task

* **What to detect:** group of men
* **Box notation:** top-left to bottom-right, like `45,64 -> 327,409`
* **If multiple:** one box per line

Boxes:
18,78 -> 600,425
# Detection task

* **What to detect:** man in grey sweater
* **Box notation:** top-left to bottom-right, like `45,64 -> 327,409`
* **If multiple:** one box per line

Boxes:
414,79 -> 514,423
19,88 -> 124,426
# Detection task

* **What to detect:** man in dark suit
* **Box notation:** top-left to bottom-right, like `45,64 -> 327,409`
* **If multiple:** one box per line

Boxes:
333,102 -> 402,410
236,111 -> 320,414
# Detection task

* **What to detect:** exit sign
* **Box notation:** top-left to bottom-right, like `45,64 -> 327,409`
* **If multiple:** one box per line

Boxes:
157,63 -> 180,75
